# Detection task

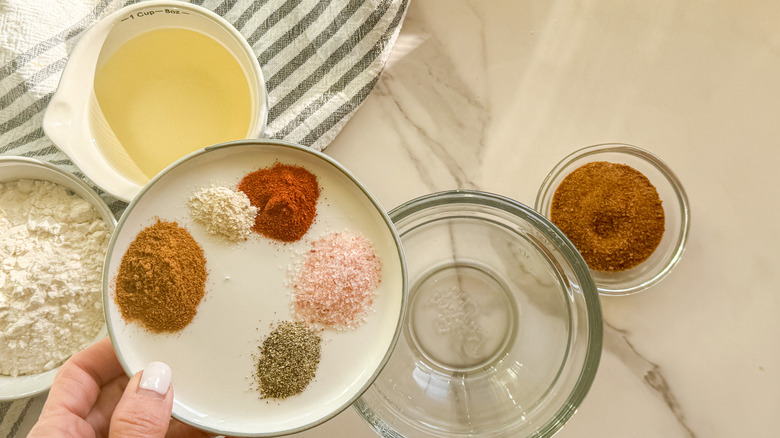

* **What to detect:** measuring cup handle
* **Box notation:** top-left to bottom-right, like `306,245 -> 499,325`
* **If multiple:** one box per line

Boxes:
43,18 -> 114,158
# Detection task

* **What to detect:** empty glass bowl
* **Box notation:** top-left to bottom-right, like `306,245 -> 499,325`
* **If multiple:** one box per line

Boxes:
355,190 -> 602,438
535,143 -> 690,296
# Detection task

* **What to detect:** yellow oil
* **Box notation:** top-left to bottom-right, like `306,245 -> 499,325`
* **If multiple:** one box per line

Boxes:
94,28 -> 252,181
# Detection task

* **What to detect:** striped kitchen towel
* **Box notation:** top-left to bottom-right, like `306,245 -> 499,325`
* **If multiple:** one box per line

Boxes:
0,0 -> 408,435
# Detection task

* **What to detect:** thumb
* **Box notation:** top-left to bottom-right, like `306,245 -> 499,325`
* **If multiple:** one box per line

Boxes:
110,362 -> 173,438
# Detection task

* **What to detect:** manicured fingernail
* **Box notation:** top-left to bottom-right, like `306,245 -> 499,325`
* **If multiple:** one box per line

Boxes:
139,361 -> 171,396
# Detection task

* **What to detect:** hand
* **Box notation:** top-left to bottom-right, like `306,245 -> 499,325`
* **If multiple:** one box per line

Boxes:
28,337 -> 212,438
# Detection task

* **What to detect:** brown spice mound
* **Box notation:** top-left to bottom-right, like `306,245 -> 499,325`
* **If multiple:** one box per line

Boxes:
115,220 -> 207,333
238,162 -> 320,243
550,161 -> 665,272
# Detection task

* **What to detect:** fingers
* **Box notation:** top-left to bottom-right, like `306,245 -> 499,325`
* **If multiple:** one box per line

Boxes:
40,337 -> 125,419
29,337 -> 127,437
109,362 -> 173,438
68,337 -> 125,387
84,372 -> 131,435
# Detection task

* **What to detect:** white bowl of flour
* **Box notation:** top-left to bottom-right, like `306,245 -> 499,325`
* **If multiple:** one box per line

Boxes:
0,157 -> 116,400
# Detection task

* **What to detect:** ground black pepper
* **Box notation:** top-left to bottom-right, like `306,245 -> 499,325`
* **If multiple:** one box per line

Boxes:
256,321 -> 321,399
550,161 -> 665,272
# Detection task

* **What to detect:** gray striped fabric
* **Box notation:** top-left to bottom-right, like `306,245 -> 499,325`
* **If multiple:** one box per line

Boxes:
0,0 -> 408,435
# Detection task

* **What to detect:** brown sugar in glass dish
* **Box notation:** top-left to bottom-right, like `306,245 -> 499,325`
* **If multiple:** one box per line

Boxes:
550,161 -> 665,272
535,144 -> 690,296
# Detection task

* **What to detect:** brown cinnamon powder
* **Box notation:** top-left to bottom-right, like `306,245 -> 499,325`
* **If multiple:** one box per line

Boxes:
115,220 -> 207,333
550,161 -> 665,272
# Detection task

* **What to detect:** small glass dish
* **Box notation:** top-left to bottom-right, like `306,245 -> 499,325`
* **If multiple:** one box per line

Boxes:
535,143 -> 690,296
355,190 -> 602,438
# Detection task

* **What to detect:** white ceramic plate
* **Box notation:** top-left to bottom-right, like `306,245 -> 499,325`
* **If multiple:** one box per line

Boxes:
103,140 -> 406,436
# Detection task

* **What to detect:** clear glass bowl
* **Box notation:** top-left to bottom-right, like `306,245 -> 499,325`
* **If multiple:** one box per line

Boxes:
535,143 -> 690,296
354,190 -> 602,438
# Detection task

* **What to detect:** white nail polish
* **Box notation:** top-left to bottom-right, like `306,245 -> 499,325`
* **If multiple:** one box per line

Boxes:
139,361 -> 172,396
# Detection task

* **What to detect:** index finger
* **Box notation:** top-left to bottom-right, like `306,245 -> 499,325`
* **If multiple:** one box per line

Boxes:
44,337 -> 126,418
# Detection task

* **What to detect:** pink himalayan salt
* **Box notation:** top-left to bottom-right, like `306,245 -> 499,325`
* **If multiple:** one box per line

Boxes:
292,231 -> 382,329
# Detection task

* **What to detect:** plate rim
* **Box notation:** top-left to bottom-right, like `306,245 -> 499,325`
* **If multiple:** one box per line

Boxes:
102,139 -> 408,436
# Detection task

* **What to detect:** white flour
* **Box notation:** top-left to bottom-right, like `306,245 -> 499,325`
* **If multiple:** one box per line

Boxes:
0,179 -> 110,376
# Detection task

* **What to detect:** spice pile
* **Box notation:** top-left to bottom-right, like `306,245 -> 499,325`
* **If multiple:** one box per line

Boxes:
292,231 -> 382,329
238,162 -> 320,242
114,160 -> 384,401
256,321 -> 321,399
114,220 -> 207,333
188,185 -> 257,242
550,161 -> 665,272
0,179 -> 110,376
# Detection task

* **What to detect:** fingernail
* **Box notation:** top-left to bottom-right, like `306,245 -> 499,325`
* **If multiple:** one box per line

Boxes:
139,361 -> 172,396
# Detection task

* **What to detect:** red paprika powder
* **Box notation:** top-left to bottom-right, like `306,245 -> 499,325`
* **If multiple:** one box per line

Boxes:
238,162 -> 320,242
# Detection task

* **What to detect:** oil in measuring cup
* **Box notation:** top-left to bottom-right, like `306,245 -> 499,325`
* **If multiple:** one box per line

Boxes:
42,1 -> 267,202
92,27 -> 252,183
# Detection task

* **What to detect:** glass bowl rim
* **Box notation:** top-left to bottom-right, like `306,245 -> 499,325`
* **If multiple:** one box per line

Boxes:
534,143 -> 691,296
355,189 -> 603,438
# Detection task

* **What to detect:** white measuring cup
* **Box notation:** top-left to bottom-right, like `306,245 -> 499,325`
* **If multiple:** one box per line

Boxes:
43,1 -> 267,202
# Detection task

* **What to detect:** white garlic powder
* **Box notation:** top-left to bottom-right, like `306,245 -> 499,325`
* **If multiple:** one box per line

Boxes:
188,185 -> 257,242
0,179 -> 110,376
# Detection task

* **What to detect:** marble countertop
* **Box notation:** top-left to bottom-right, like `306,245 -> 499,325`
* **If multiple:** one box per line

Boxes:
13,1 -> 779,436
295,1 -> 780,437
